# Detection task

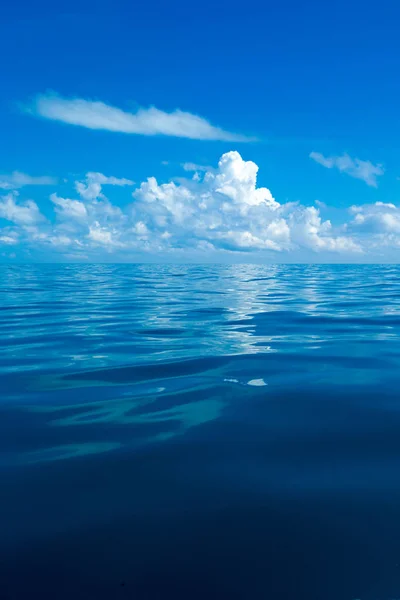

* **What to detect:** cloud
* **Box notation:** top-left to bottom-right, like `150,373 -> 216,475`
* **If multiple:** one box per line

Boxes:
50,193 -> 88,220
182,162 -> 211,172
88,221 -> 123,248
0,193 -> 44,225
0,171 -> 57,190
27,93 -> 252,142
315,200 -> 327,209
310,151 -> 384,187
30,232 -> 75,247
75,172 -> 134,201
0,234 -> 18,245
131,151 -> 361,253
287,205 -> 361,253
3,153 -> 390,259
349,201 -> 400,234
343,201 -> 400,252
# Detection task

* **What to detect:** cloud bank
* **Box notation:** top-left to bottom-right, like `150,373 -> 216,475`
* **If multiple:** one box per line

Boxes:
27,93 -> 252,142
0,151 -> 398,261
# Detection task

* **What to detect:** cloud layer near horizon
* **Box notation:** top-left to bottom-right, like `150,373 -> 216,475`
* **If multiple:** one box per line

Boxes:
0,151 -> 399,261
26,93 -> 252,142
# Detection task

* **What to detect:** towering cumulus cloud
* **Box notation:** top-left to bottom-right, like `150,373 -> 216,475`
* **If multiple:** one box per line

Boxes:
131,151 -> 360,253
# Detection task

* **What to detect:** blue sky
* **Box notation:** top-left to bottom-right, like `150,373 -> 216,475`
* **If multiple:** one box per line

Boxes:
1,0 -> 400,262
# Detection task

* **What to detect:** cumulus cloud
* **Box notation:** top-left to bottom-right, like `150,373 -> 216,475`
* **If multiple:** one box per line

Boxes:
30,232 -> 75,247
87,222 -> 123,248
0,193 -> 44,225
27,93 -> 252,142
6,152 -> 398,259
75,172 -> 134,201
285,205 -> 362,253
50,193 -> 88,220
338,201 -> 400,254
131,151 -> 360,253
349,201 -> 400,234
310,151 -> 384,187
0,171 -> 57,190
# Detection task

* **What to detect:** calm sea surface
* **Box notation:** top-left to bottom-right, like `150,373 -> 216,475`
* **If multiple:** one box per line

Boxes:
1,263 -> 400,599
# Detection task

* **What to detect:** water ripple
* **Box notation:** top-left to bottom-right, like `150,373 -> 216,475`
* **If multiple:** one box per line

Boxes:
1,263 -> 400,466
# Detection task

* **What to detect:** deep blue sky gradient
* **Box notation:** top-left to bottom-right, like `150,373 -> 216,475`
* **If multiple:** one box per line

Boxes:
1,0 -> 400,260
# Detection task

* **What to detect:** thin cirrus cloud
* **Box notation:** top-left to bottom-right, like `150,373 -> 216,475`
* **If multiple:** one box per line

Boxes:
310,151 -> 384,187
25,93 -> 253,142
182,162 -> 211,172
0,171 -> 57,190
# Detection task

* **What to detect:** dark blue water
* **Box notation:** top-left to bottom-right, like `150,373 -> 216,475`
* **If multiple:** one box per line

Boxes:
1,264 -> 400,600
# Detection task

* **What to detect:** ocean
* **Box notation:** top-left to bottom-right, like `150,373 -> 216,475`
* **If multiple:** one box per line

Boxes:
1,263 -> 400,599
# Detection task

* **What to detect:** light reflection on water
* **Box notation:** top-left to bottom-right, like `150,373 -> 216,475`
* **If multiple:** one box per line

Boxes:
1,263 -> 400,465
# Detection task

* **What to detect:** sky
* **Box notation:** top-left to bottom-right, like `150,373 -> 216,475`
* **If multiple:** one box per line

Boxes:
1,0 -> 400,262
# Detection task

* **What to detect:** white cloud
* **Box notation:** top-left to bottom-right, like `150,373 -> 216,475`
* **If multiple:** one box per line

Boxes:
315,200 -> 327,209
341,201 -> 400,254
88,222 -> 122,248
349,201 -> 400,234
182,162 -> 211,172
28,93 -> 252,142
0,193 -> 44,225
51,193 -> 88,220
0,171 -> 57,190
75,172 -> 134,201
5,152 -> 396,259
48,235 -> 73,247
285,205 -> 362,253
310,151 -> 384,187
0,234 -> 18,245
131,151 -> 360,253
26,229 -> 79,248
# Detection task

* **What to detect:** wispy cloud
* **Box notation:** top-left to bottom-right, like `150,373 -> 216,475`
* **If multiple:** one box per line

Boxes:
181,162 -> 211,172
75,172 -> 134,201
310,151 -> 384,187
25,93 -> 253,142
0,234 -> 18,245
0,171 -> 57,190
